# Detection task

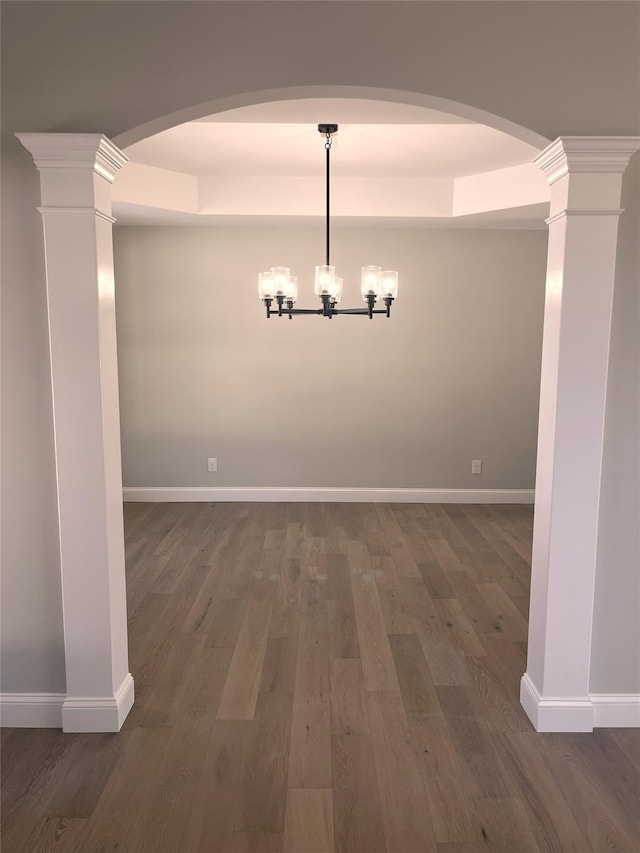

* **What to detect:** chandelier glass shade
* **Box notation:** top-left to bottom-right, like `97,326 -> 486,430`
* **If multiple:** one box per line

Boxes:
258,124 -> 399,319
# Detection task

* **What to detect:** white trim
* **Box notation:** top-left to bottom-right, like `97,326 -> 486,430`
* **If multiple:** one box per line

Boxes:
0,693 -> 65,729
16,133 -> 128,182
38,206 -> 117,224
591,694 -> 640,728
545,209 -> 624,225
520,675 -> 640,731
62,673 -> 134,733
520,674 -> 593,732
123,487 -> 535,504
534,137 -> 640,184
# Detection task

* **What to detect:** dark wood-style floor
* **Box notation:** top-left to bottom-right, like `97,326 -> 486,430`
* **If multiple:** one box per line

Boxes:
2,502 -> 639,852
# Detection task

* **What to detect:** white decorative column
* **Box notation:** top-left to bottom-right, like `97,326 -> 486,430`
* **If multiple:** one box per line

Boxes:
521,137 -> 640,732
17,134 -> 133,732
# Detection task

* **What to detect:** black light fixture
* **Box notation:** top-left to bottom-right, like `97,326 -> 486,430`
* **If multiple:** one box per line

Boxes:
258,124 -> 399,319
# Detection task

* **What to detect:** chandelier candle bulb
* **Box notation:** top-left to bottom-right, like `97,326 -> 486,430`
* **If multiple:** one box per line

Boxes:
361,265 -> 383,299
271,267 -> 291,295
314,264 -> 336,296
257,123 -> 398,320
258,271 -> 274,299
381,271 -> 399,299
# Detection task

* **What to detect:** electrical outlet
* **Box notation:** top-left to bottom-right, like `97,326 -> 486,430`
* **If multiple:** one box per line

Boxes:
207,457 -> 217,473
471,459 -> 482,475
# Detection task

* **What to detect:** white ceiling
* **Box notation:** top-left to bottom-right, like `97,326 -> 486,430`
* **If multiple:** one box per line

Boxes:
125,99 -> 539,180
114,202 -> 549,230
118,97 -> 548,227
194,99 -> 473,124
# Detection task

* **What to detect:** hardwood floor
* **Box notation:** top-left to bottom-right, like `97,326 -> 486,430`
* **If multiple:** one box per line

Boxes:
2,502 -> 639,852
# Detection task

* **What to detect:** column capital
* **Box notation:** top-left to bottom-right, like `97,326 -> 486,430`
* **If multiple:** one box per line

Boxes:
16,133 -> 128,183
534,136 -> 640,185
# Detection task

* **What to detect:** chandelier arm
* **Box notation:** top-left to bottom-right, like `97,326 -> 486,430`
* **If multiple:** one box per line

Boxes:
331,308 -> 390,315
263,303 -> 391,318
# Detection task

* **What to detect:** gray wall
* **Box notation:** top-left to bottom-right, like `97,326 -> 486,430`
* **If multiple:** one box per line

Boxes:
0,143 -> 66,694
114,226 -> 547,490
1,1 -> 638,697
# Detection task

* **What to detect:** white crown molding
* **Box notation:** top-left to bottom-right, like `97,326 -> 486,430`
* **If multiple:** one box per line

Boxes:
520,674 -> 640,731
123,486 -> 535,504
534,136 -> 640,185
38,206 -> 117,224
545,208 -> 625,225
16,133 -> 128,183
0,693 -> 65,729
61,673 -> 134,733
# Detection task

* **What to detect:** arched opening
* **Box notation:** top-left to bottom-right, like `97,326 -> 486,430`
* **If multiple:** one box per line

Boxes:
111,86 -> 551,733
114,84 -> 551,151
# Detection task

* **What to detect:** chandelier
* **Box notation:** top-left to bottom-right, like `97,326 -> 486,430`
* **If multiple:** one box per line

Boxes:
258,124 -> 399,319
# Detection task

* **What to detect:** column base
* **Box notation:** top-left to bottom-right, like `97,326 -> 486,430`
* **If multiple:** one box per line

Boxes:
520,673 -> 593,732
62,673 -> 134,732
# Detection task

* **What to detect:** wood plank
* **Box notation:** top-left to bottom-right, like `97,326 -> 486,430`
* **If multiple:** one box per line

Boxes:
284,788 -> 334,853
326,555 -> 351,600
411,719 -> 482,845
134,633 -> 207,728
236,690 -> 293,832
223,535 -> 264,599
231,832 -> 284,852
436,686 -> 510,799
349,542 -> 399,692
533,731 -> 640,852
418,560 -> 458,599
434,598 -> 486,657
217,599 -> 273,720
473,797 -> 540,853
179,720 -> 252,853
205,597 -> 248,648
330,658 -> 369,736
42,733 -> 127,819
463,654 -> 530,734
477,582 -> 529,641
260,636 -> 298,694
414,610 -> 470,686
288,586 -> 331,788
491,730 -> 595,852
388,634 -> 441,724
27,817 -> 89,853
367,691 -> 436,852
378,583 -> 417,635
70,727 -> 171,852
268,557 -> 303,640
328,599 -> 360,659
429,537 -> 462,572
332,735 -> 387,853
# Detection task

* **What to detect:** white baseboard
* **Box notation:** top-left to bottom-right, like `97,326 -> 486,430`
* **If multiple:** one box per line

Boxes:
123,486 -> 535,504
520,674 -> 640,731
591,694 -> 640,728
62,673 -> 135,733
0,692 -> 65,728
